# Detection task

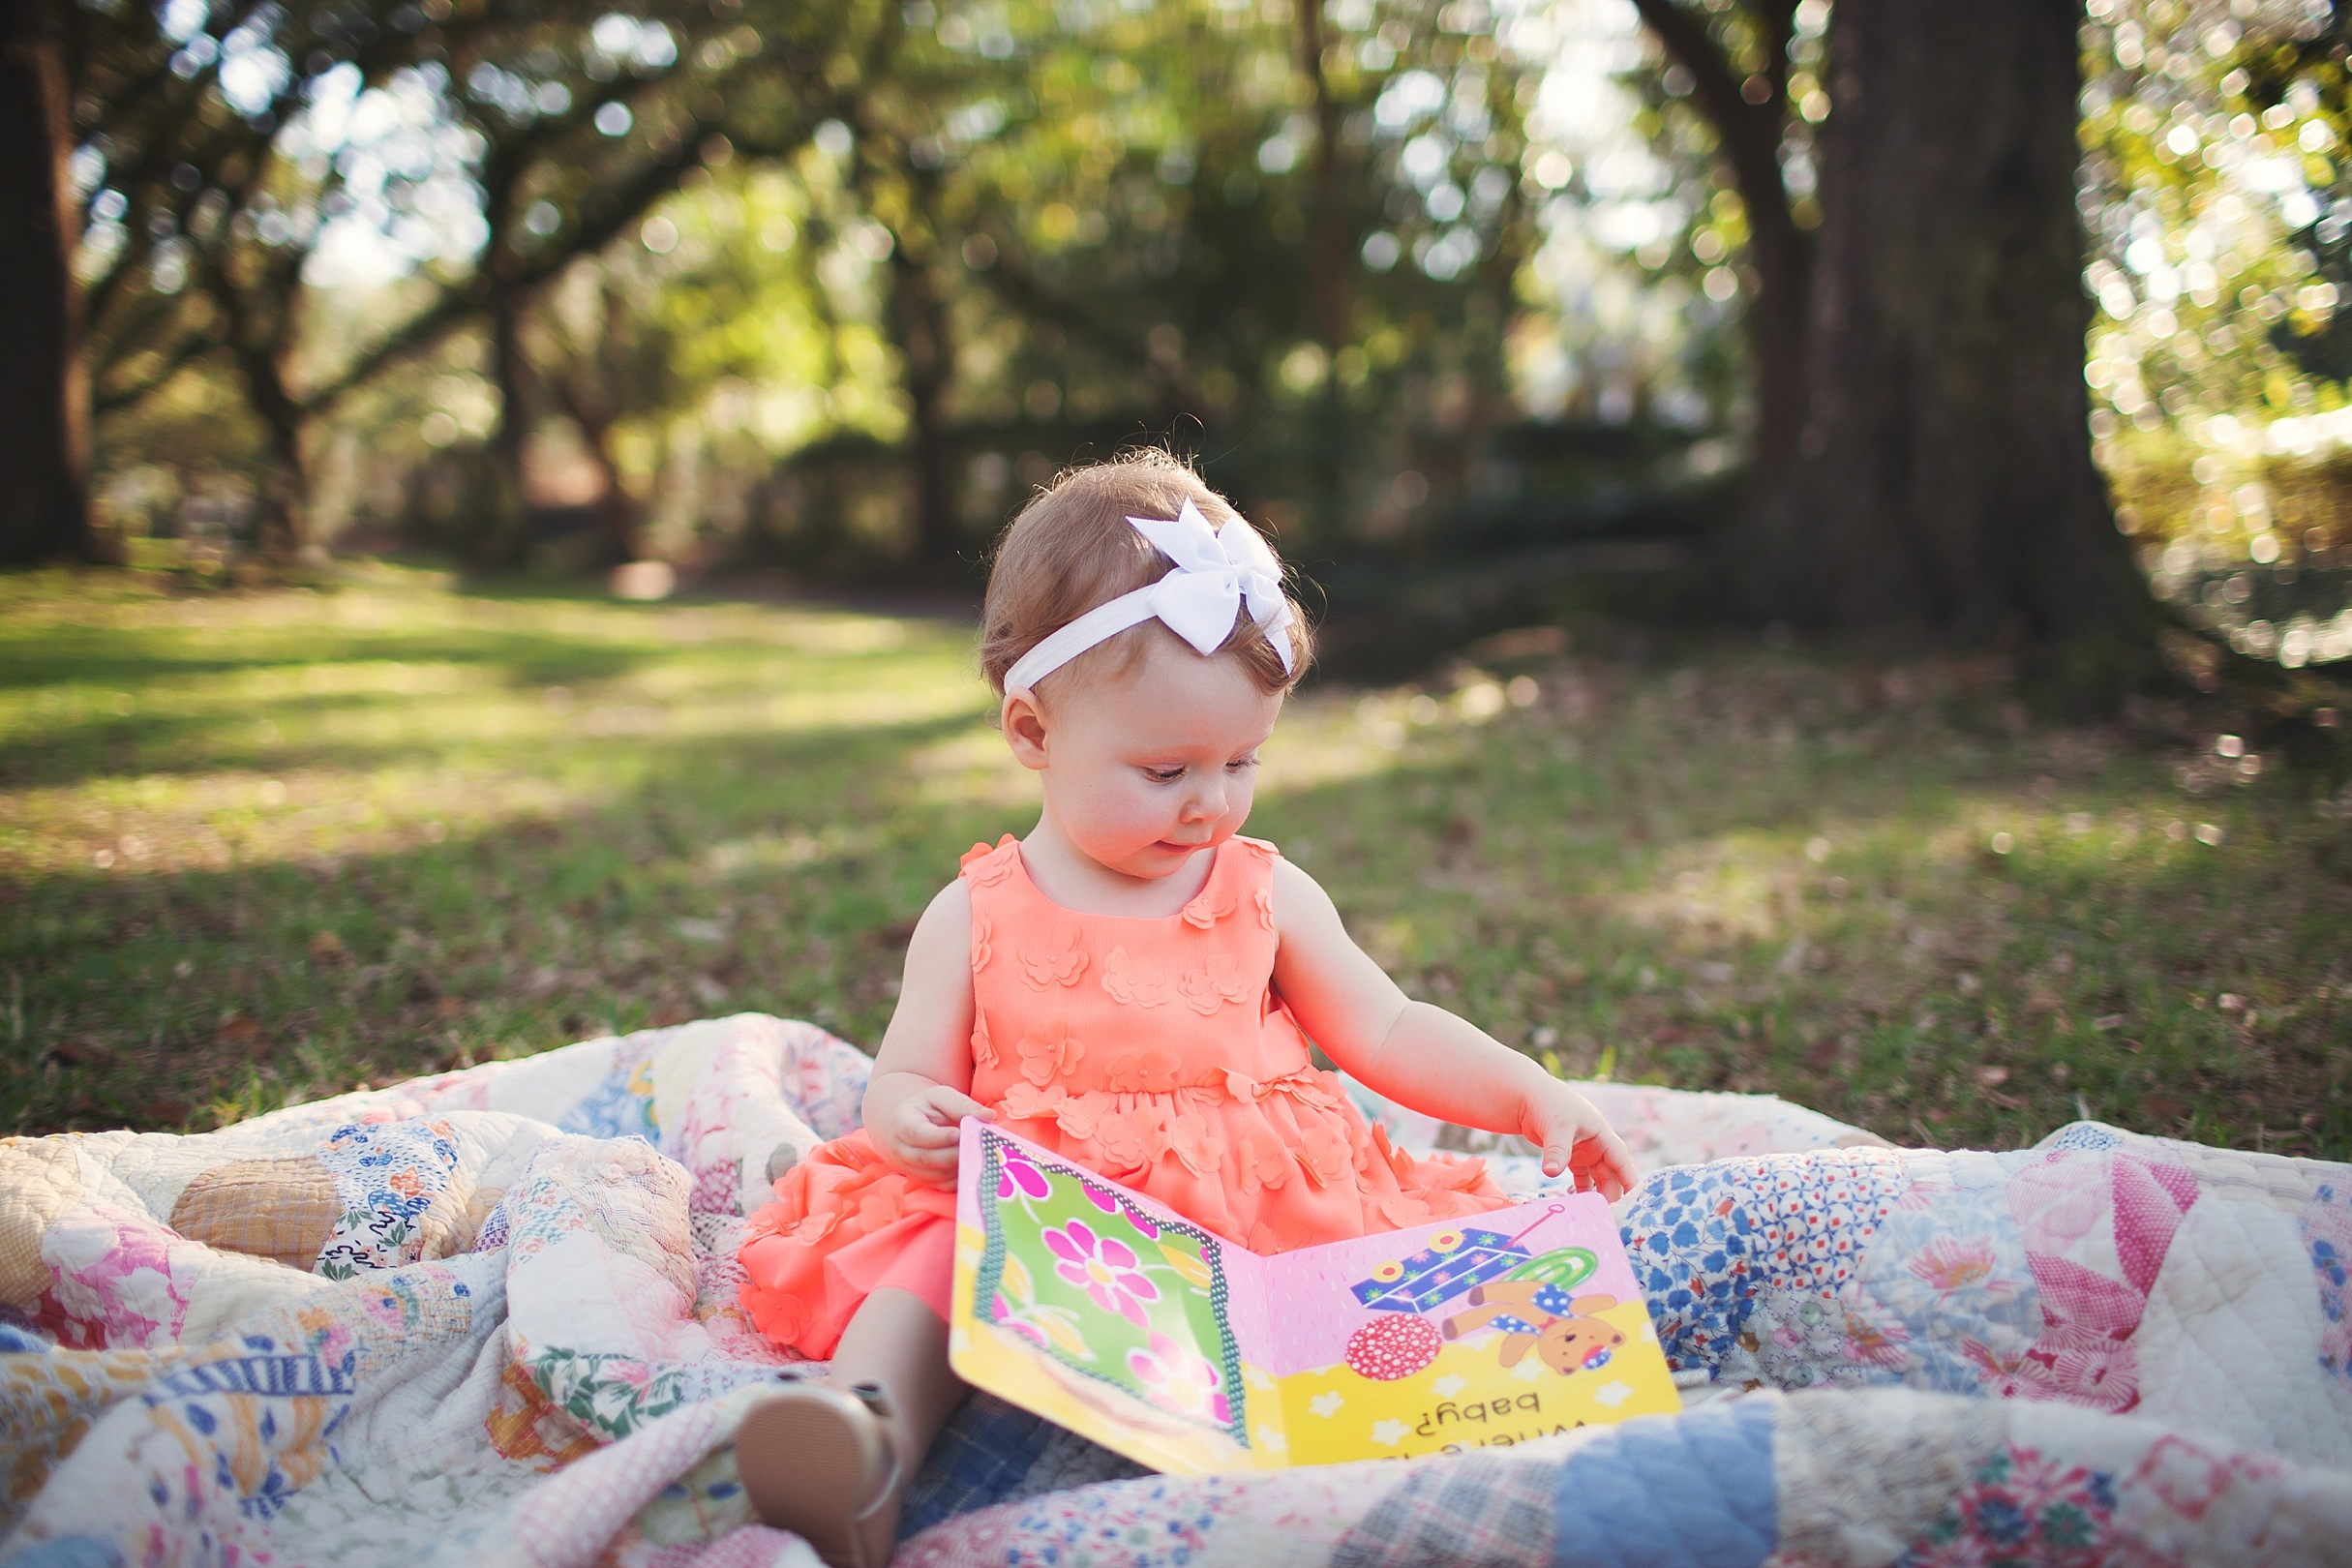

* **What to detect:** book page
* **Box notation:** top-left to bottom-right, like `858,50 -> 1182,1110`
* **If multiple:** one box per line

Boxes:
950,1124 -> 1681,1473
1255,1197 -> 1681,1464
949,1121 -> 1282,1474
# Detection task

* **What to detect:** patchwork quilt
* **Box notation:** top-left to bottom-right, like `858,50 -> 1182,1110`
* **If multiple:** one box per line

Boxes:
3,1012 -> 2347,1566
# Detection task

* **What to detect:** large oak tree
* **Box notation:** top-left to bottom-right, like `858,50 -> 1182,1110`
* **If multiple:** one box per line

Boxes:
1640,0 -> 2149,654
0,0 -> 106,565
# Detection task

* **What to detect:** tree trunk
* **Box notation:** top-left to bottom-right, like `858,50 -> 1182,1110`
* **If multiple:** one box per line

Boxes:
479,280 -> 538,567
0,0 -> 105,566
212,259 -> 313,559
1745,0 -> 2144,649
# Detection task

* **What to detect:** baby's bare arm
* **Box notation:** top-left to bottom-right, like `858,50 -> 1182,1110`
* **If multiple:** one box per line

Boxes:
862,880 -> 992,1184
1268,859 -> 1633,1198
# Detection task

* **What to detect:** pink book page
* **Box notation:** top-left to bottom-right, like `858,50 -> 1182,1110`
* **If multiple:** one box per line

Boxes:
1241,1197 -> 1641,1374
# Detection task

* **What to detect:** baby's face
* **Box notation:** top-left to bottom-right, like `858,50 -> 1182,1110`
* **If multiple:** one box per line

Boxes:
1031,633 -> 1282,881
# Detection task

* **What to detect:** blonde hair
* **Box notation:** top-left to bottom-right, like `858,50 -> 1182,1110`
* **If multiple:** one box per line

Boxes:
980,450 -> 1313,701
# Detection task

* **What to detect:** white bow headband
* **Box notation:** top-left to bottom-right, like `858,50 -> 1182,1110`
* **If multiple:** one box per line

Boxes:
1003,498 -> 1297,696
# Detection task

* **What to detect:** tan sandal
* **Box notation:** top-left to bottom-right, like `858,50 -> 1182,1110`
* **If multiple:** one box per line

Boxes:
737,1379 -> 903,1568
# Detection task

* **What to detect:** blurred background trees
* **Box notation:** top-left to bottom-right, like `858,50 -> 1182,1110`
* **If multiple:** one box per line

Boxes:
3,0 -> 2349,694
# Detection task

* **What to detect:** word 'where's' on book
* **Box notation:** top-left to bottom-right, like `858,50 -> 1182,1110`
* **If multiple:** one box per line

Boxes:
948,1120 -> 1679,1475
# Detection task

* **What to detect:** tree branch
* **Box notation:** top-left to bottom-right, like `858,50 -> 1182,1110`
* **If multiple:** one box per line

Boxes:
1628,0 -> 1784,212
92,324 -> 222,415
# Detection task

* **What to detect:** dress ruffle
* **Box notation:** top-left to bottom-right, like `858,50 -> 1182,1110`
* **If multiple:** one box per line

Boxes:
737,1131 -> 955,1358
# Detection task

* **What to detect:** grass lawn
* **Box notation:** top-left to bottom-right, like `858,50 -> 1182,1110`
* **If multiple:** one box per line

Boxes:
5,562 -> 2348,1159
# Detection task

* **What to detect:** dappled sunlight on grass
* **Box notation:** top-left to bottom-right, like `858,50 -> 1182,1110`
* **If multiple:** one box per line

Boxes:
4,567 -> 2346,1159
1,569 -> 986,877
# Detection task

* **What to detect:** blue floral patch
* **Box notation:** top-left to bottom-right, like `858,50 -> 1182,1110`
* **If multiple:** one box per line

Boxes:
557,1032 -> 663,1141
2039,1122 -> 2124,1153
2300,1179 -> 2352,1382
314,1119 -> 464,1279
1618,1150 -> 1907,1373
1620,1164 -> 1762,1372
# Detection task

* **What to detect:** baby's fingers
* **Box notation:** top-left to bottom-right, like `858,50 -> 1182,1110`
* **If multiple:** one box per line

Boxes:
1572,1132 -> 1637,1203
895,1145 -> 960,1185
927,1089 -> 997,1125
896,1116 -> 965,1148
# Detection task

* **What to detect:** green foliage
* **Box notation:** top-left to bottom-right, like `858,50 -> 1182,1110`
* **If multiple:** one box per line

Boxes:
2078,0 -> 2352,669
75,0 -> 1636,572
6,568 -> 2345,1157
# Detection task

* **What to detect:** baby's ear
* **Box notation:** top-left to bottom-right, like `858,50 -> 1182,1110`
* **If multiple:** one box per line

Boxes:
1000,689 -> 1051,769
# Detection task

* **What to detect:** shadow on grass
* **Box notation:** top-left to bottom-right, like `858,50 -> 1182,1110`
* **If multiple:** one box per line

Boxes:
6,588 -> 2346,1162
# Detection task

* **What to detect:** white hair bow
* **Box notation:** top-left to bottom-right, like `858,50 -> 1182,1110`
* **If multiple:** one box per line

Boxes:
1003,498 -> 1297,695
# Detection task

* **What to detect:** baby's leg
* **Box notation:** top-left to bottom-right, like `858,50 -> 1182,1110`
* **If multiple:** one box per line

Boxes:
738,1288 -> 969,1568
832,1284 -> 972,1484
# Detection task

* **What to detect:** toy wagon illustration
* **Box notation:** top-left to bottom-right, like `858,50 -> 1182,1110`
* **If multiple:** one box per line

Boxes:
1347,1205 -> 1596,1315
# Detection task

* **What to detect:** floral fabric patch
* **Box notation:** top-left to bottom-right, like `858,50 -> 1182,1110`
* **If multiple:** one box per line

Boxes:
1618,1149 -> 1908,1373
1893,1442 -> 2120,1568
314,1119 -> 465,1281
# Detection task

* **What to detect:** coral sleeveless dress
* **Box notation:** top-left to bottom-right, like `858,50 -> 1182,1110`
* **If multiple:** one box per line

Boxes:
737,834 -> 1507,1359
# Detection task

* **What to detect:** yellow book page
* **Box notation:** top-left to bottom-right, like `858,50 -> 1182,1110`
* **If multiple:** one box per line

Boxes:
1272,1302 -> 1681,1464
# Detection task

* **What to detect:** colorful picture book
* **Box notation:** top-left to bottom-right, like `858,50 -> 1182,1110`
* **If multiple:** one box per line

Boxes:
947,1120 -> 1680,1474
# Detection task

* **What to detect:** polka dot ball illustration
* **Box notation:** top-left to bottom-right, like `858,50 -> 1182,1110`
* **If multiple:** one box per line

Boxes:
1344,1313 -> 1442,1380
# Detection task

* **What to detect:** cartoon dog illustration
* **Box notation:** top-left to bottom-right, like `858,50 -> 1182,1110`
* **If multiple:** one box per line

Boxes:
1439,1282 -> 1624,1375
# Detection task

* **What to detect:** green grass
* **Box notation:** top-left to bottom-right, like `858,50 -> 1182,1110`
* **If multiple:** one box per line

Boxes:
4,562 -> 2348,1159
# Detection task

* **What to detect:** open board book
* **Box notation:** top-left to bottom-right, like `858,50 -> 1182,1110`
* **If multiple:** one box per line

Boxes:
948,1120 -> 1680,1474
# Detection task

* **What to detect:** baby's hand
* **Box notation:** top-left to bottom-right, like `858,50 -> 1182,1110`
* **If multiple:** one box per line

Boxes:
1523,1085 -> 1637,1202
875,1082 -> 994,1186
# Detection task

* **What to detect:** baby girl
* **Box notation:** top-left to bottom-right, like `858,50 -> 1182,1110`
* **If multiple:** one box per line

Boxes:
733,450 -> 1633,1565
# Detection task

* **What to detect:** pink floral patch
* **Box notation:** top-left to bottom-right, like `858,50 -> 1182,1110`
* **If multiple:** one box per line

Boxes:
38,1202 -> 200,1349
1997,1149 -> 2198,1412
1909,1235 -> 2010,1297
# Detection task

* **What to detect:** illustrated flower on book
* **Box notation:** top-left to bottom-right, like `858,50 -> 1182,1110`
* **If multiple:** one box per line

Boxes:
998,1151 -> 1050,1203
1042,1219 -> 1161,1326
1127,1330 -> 1229,1423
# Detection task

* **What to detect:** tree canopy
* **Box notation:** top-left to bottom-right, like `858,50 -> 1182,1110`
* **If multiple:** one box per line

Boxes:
3,0 -> 2345,690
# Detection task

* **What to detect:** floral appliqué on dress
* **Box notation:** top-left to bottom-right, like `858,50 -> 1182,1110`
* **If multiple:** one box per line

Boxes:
1101,946 -> 1173,1007
1016,1015 -> 1084,1086
1179,880 -> 1236,929
1177,952 -> 1249,1015
1019,922 -> 1088,990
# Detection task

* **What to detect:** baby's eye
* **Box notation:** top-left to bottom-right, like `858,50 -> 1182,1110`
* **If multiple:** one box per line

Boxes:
1145,766 -> 1187,783
1225,756 -> 1261,773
